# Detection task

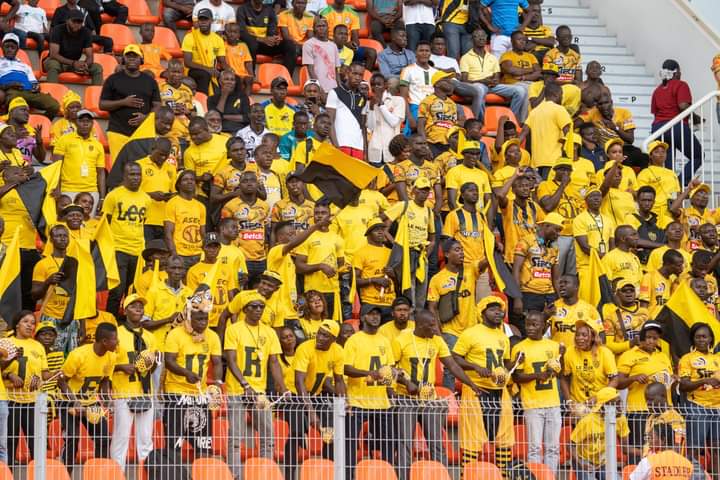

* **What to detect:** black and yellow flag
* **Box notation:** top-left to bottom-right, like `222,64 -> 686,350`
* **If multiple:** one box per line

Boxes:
655,280 -> 720,359
297,143 -> 381,208
0,227 -> 21,324
16,161 -> 61,241
578,249 -> 614,310
90,217 -> 120,292
61,240 -> 98,322
481,214 -> 521,300
107,113 -> 161,189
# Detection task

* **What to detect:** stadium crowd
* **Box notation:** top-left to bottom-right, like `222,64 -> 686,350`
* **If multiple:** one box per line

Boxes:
0,0 -> 715,478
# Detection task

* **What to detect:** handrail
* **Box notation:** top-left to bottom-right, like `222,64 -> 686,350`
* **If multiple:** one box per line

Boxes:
642,89 -> 720,152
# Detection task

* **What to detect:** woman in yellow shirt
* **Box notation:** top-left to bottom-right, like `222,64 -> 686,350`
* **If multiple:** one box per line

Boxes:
49,91 -> 83,150
299,290 -> 331,341
276,326 -> 296,394
0,124 -> 27,169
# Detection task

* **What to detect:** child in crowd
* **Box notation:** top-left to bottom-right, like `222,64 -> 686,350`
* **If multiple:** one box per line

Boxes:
139,23 -> 172,79
224,22 -> 254,96
12,0 -> 48,54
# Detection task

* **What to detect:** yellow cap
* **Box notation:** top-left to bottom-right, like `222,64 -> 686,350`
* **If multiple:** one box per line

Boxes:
365,218 -> 385,236
123,293 -> 147,309
445,125 -> 463,143
554,157 -> 573,169
539,212 -> 566,228
477,295 -> 506,313
123,44 -> 143,58
62,90 -> 82,110
414,176 -> 432,189
603,137 -> 624,154
431,71 -> 453,86
8,96 -> 28,112
260,270 -> 283,285
542,62 -> 559,74
646,140 -> 669,154
689,183 -> 711,198
616,278 -> 638,291
34,320 -> 56,336
584,186 -> 602,199
239,290 -> 266,310
319,320 -> 340,337
591,386 -> 619,413
575,317 -> 604,334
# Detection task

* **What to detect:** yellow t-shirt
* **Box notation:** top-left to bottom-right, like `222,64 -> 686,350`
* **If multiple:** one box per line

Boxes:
54,132 -> 105,192
637,166 -> 680,220
358,189 -> 389,217
550,298 -> 603,348
159,81 -> 193,140
639,269 -> 677,318
165,196 -> 206,256
225,42 -> 252,76
378,320 -> 415,342
601,188 -> 637,227
525,100 -> 572,168
601,248 -> 642,285
32,256 -> 69,320
601,302 -> 649,356
261,162 -> 287,210
353,243 -> 394,306
391,159 -> 441,209
452,322 -> 510,390
680,206 -> 716,250
213,162 -> 258,195
61,343 -> 117,403
572,210 -> 615,269
678,350 -> 720,408
602,163 -> 639,193
344,331 -> 393,409
139,43 -> 171,74
144,282 -> 191,347
137,156 -> 177,227
331,203 -> 374,262
112,325 -> 158,399
523,24 -> 553,53
392,330 -> 450,395
186,260 -> 239,327
459,49 -> 500,82
266,243 -> 298,321
132,268 -> 168,298
442,207 -> 487,265
278,10 -> 314,43
184,134 -> 229,189
218,243 -> 248,280
499,50 -> 538,84
82,310 -> 117,344
227,289 -> 281,327
501,199 -> 545,264
511,337 -> 561,409
263,101 -> 296,137
221,197 -> 269,261
617,346 -> 673,412
224,319 -> 282,394
418,94 -> 459,145
295,229 -> 345,293
543,47 -> 581,83
0,190 -> 36,249
102,186 -> 151,256
5,337 -> 48,403
50,117 -> 79,148
320,5 -> 360,38
514,238 -> 558,294
536,180 -> 584,236
562,345 -> 618,403
181,29 -> 226,69
290,339 -> 344,395
445,164 -> 492,208
571,412 -> 629,466
271,198 -> 314,231
427,266 -> 478,337
298,318 -> 326,340
384,200 -> 435,249
646,246 -> 691,275
163,326 -> 222,394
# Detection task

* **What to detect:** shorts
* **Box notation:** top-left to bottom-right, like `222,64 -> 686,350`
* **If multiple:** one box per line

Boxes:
459,385 -> 514,451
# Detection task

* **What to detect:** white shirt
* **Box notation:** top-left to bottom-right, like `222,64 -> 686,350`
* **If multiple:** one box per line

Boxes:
15,4 -> 48,33
192,0 -> 236,32
367,91 -> 406,164
403,3 -> 434,25
326,88 -> 368,151
236,125 -> 269,162
287,0 -> 327,14
431,54 -> 460,73
400,63 -> 437,105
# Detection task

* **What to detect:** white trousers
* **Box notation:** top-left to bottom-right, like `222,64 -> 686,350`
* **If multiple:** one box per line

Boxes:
110,398 -> 155,470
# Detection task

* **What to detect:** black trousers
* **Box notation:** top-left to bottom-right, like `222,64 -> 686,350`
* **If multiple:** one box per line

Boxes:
240,33 -> 297,75
345,408 -> 394,479
106,251 -> 138,316
163,394 -> 213,455
58,401 -> 110,473
8,401 -> 35,466
20,249 -> 41,311
188,68 -> 214,95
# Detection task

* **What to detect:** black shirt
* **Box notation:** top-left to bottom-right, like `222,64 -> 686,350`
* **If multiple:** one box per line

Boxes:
49,24 -> 93,62
236,3 -> 278,38
51,5 -> 97,32
100,70 -> 161,136
207,91 -> 250,134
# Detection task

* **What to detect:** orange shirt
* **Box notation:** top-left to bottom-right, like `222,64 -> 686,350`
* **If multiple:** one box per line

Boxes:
225,42 -> 252,77
140,43 -> 171,76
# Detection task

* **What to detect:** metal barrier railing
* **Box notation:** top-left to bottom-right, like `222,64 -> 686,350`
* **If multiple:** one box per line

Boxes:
9,390 -> 719,480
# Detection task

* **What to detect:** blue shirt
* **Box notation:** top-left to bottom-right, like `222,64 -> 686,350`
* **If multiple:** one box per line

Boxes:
480,0 -> 528,36
378,47 -> 416,78
279,130 -> 315,160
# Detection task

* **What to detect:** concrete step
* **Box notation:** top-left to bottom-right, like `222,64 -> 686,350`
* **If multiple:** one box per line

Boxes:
580,45 -> 629,56
613,94 -> 651,107
542,6 -> 594,17
544,0 -> 582,7
589,54 -> 640,65
574,36 -> 618,47
551,24 -> 609,36
602,64 -> 650,76
601,74 -> 657,86
544,15 -> 602,26
611,84 -> 656,96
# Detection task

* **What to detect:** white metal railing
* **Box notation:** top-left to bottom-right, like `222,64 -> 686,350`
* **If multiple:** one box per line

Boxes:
642,90 -> 720,201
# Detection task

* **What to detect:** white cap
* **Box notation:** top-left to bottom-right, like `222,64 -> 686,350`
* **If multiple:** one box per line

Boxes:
2,33 -> 19,44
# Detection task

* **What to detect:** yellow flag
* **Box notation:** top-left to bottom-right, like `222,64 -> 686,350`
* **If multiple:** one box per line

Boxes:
66,240 -> 97,320
0,227 -> 21,323
92,216 -> 120,291
658,280 -> 720,357
578,248 -> 614,308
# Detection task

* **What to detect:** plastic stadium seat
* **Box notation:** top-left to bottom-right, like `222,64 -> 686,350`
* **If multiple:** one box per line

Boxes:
96,54 -> 120,80
559,425 -> 572,465
359,38 -> 383,60
256,64 -> 302,96
409,460 -> 451,480
622,465 -> 637,480
38,0 -> 61,18
486,93 -> 509,105
358,13 -> 370,38
299,458 -> 334,480
124,0 -> 160,24
433,360 -> 444,387
195,92 -> 208,112
29,114 -> 52,148
298,66 -> 309,89
85,85 -> 108,119
212,416 -> 229,458
462,105 -> 474,120
355,459 -> 398,480
483,106 -> 518,134
153,26 -> 183,57
16,49 -> 34,72
434,386 -> 458,426
527,463 -> 556,480
243,457 -> 284,480
273,418 -> 289,462
412,423 -> 429,460
0,463 -> 12,480
256,55 -> 274,64
192,457 -> 234,480
28,458 -> 71,480
99,24 -> 137,55
462,461 -> 504,480
512,423 -> 528,460
82,458 -> 126,480
440,428 -> 460,464
306,426 -> 323,456
349,0 -> 367,10
39,83 -> 69,111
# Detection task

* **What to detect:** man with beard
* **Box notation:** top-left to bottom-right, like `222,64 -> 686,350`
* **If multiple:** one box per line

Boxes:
602,225 -> 642,285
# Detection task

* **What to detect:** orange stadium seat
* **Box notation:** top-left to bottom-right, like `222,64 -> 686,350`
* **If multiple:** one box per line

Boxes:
355,459 -> 398,480
100,24 -> 137,55
298,66 -> 309,89
192,457 -> 234,480
39,83 -> 69,112
0,463 -> 12,480
462,105 -> 474,120
28,459 -> 70,480
409,460 -> 451,480
359,38 -> 383,65
527,463 -> 556,480
82,458 -> 126,480
243,457 -> 284,480
299,458 -> 334,480
622,465 -> 637,480
85,85 -> 108,119
95,53 -> 120,80
15,49 -> 35,73
486,93 -> 509,105
29,114 -> 51,148
483,106 -> 518,134
273,418 -> 289,462
256,64 -> 302,96
195,92 -> 208,112
125,0 -> 161,25
358,13 -> 370,39
212,416 -> 229,458
512,423 -> 528,460
441,428 -> 460,464
38,0 -> 61,18
349,0 -> 367,10
153,26 -> 183,58
434,386 -> 458,425
462,461 -> 504,480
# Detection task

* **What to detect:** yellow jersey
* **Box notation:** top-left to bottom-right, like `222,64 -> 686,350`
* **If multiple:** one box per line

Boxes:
601,248 -> 642,285
163,325 -> 222,394
353,243 -> 394,306
678,350 -> 720,408
501,199 -> 545,264
5,337 -> 48,403
445,164 -> 492,209
82,310 -> 117,344
601,188 -> 637,227
137,156 -> 177,227
550,298 -> 602,349
637,166 -> 680,221
54,132 -> 105,192
427,266 -> 478,337
262,101 -> 296,136
331,203 -> 374,263
32,256 -> 69,320
266,243 -> 299,321
184,134 -> 228,186
453,322 -> 510,390
344,331 -> 393,409
224,41 -> 252,76
536,180 -> 585,236
212,161 -> 258,195
514,237 -> 558,294
181,29 -> 226,69
639,269 -> 677,318
391,330 -> 450,395
524,100 -> 572,168
61,343 -> 117,403
601,302 -> 649,356
378,320 -> 415,342
112,325 -> 158,399
224,319 -> 281,394
319,5 -> 360,38
571,412 -> 629,466
543,47 -> 581,83
442,207 -> 487,265
617,346 -> 673,412
0,189 -> 36,249
295,229 -> 345,293
290,339 -> 344,395
499,50 -> 538,84
646,246 -> 691,276
164,196 -> 206,256
572,210 -> 615,269
511,337 -> 561,409
221,197 -> 269,261
144,282 -> 191,347
186,260 -> 238,327
102,186 -> 151,256
391,159 -> 441,209
562,345 -> 617,403
271,198 -> 314,231
278,10 -> 314,43
418,94 -> 459,145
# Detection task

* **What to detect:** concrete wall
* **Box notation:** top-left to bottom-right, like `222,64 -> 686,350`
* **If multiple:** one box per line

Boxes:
582,0 -> 720,101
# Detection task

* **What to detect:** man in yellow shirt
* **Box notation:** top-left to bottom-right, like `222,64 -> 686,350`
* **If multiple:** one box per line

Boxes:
137,138 -> 176,242
602,279 -> 650,357
639,249 -> 684,318
261,77 -> 298,137
181,9 -> 227,94
602,225 -> 642,285
520,83 -> 572,174
573,188 -> 615,293
445,138 -> 492,211
549,274 -> 603,348
102,161 -> 151,316
184,116 -> 230,205
224,295 -> 286,478
417,71 -> 463,157
499,31 -> 541,85
542,26 -> 581,85
391,134 -> 442,210
377,296 -> 414,340
353,219 -> 395,319
164,169 -> 206,267
669,180 -> 716,251
53,109 -> 106,211
581,92 -> 636,149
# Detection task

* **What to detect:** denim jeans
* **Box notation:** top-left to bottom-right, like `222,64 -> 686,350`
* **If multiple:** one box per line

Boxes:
457,82 -> 529,123
442,22 -> 471,59
406,23 -> 435,51
441,333 -> 458,390
525,406 -> 562,475
0,401 -> 8,464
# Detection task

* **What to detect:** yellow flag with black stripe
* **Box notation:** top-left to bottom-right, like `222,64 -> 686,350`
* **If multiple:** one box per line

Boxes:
61,240 -> 97,322
480,213 -> 521,300
578,248 -> 614,309
91,216 -> 120,291
0,227 -> 21,324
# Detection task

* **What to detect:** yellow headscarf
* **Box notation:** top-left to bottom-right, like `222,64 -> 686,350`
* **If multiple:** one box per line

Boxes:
62,90 -> 82,111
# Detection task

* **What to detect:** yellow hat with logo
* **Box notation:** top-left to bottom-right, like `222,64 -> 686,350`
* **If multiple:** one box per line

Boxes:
123,293 -> 147,309
584,186 -> 602,199
414,176 -> 432,189
365,218 -> 385,236
123,44 -> 143,58
239,290 -> 267,311
8,96 -> 28,112
539,212 -> 565,228
260,270 -> 283,285
477,295 -> 506,313
554,157 -> 573,169
431,71 -> 454,86
689,183 -> 711,198
319,320 -> 340,337
34,320 -> 57,336
646,140 -> 669,154
575,317 -> 604,334
591,387 -> 620,413
615,278 -> 638,292
603,137 -> 624,154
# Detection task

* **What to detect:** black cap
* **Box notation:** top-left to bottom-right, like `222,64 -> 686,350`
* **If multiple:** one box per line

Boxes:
204,231 -> 221,246
60,204 -> 84,217
360,304 -> 382,316
392,296 -> 412,308
142,239 -> 170,261
196,8 -> 213,19
271,76 -> 289,88
67,9 -> 84,21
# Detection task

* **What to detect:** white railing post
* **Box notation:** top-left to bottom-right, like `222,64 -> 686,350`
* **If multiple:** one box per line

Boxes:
604,405 -> 618,480
333,396 -> 346,480
33,392 -> 49,480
